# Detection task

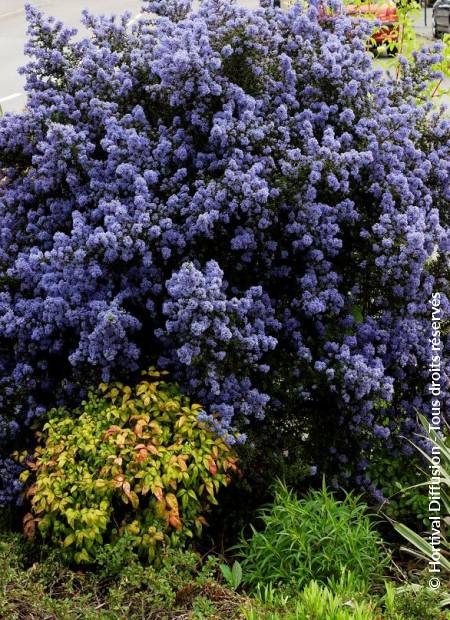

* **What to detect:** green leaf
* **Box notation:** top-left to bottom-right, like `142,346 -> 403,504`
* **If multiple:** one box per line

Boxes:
231,561 -> 243,589
352,305 -> 363,324
220,563 -> 232,585
394,522 -> 450,573
74,549 -> 90,564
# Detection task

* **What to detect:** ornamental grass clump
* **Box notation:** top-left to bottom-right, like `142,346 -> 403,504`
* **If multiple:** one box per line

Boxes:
0,0 -> 449,502
237,481 -> 389,592
18,370 -> 238,564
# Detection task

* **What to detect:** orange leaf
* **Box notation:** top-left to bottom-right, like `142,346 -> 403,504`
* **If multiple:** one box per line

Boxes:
134,419 -> 147,438
208,458 -> 218,476
26,484 -> 37,499
169,514 -> 182,531
23,513 -> 36,539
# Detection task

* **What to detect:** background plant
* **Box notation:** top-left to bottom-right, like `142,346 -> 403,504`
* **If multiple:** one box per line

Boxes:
19,370 -> 238,564
220,560 -> 243,590
342,0 -> 450,101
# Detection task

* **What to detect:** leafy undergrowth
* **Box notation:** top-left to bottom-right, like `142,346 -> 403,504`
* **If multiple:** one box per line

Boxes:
236,482 -> 390,593
2,477 -> 450,620
0,533 -> 247,620
1,531 -> 450,620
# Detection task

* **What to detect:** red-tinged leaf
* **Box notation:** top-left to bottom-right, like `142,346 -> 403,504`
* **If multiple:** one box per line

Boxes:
102,425 -> 122,439
136,449 -> 148,462
152,485 -> 164,501
169,514 -> 182,530
113,474 -> 125,488
122,481 -> 132,499
208,458 -> 218,476
26,484 -> 37,499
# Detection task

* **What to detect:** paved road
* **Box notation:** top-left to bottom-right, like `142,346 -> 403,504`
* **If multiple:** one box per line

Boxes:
0,1 -> 448,113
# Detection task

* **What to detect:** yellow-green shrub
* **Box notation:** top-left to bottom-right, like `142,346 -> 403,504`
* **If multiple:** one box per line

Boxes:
20,369 -> 238,564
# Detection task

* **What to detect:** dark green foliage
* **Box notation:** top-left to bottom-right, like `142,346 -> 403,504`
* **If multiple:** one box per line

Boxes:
200,419 -> 313,551
367,452 -> 429,527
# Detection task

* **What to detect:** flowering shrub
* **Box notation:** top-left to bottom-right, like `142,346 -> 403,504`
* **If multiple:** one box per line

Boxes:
19,370 -> 237,563
0,0 -> 449,501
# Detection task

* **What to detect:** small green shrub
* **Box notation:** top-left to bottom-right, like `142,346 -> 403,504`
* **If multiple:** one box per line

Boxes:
237,481 -> 389,592
384,583 -> 449,620
244,579 -> 379,620
20,369 -> 238,564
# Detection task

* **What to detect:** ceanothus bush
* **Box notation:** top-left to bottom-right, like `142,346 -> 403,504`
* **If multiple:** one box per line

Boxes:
0,0 -> 449,503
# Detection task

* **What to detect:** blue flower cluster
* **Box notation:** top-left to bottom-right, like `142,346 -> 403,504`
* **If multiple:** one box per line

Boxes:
0,458 -> 24,507
0,0 -> 449,502
156,260 -> 280,435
